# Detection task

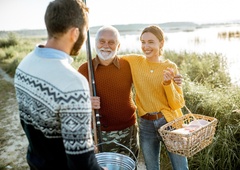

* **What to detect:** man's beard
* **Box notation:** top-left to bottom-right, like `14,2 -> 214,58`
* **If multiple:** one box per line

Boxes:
96,47 -> 118,61
70,31 -> 86,56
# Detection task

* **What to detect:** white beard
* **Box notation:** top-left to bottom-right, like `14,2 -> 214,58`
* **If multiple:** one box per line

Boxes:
96,48 -> 118,61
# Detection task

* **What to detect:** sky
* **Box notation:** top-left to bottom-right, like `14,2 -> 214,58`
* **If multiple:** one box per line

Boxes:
0,0 -> 239,31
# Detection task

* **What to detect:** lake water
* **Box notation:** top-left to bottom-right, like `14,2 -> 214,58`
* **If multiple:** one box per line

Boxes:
89,25 -> 240,86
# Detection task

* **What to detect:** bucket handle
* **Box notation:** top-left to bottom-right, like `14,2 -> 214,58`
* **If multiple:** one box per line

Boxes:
96,141 -> 138,165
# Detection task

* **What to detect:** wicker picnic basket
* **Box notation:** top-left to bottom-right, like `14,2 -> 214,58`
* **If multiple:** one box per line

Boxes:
158,106 -> 218,157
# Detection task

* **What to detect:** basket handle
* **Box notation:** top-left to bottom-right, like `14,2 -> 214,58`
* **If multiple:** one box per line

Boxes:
96,141 -> 138,164
184,105 -> 192,114
183,105 -> 204,127
184,105 -> 196,118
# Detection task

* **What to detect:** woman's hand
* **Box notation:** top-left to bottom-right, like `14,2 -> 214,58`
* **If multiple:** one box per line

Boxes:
173,74 -> 183,86
163,68 -> 174,85
163,68 -> 183,86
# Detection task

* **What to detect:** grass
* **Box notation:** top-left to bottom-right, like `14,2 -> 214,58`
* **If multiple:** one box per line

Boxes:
0,33 -> 240,169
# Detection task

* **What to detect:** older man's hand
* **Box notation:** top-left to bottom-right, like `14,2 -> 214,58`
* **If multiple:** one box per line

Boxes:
174,74 -> 183,86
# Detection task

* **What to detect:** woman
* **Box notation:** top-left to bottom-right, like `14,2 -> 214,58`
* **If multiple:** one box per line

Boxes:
122,25 -> 188,170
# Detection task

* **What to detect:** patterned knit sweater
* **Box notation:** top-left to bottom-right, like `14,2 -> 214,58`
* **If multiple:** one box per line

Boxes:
122,54 -> 185,123
14,46 -> 102,170
78,56 -> 136,131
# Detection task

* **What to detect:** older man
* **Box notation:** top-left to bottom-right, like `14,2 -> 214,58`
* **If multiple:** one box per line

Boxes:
78,26 -> 139,159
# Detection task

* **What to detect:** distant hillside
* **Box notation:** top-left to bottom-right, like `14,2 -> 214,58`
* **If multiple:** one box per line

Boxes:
0,21 -> 239,38
0,29 -> 47,38
89,20 -> 240,34
89,22 -> 199,34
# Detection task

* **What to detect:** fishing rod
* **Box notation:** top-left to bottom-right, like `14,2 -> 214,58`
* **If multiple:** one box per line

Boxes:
83,0 -> 103,152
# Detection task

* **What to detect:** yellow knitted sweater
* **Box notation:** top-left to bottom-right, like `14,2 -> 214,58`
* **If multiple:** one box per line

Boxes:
121,54 -> 185,123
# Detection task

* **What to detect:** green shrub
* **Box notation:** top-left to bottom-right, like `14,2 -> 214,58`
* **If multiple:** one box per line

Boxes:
0,32 -> 18,48
72,50 -> 90,69
165,51 -> 231,88
0,49 -> 5,61
2,58 -> 20,77
182,78 -> 240,169
0,36 -> 43,77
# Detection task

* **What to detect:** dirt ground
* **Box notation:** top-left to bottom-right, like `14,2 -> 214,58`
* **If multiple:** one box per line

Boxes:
0,68 -> 29,170
0,68 -> 145,170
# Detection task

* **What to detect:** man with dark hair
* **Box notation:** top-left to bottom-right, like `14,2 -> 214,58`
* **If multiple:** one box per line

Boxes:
14,0 -> 106,169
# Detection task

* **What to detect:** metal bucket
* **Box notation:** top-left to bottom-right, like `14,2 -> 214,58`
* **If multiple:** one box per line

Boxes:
96,141 -> 137,170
